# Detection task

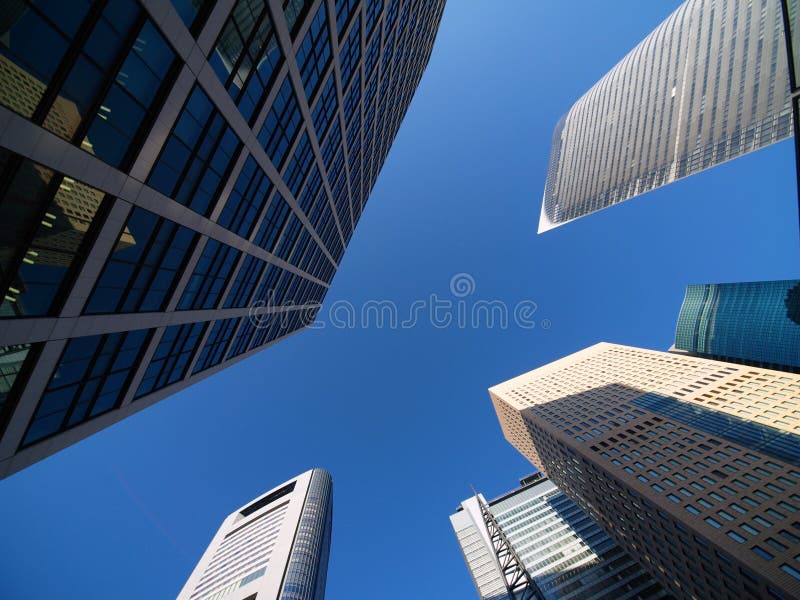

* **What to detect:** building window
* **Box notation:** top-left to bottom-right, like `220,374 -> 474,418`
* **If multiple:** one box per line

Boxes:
312,73 -> 338,142
296,3 -> 331,101
0,344 -> 40,436
365,0 -> 383,38
0,150 -> 111,317
148,85 -> 241,216
217,156 -> 274,239
171,0 -> 214,33
339,15 -> 361,87
0,0 -> 177,169
253,193 -> 291,253
178,239 -> 241,310
209,0 -> 283,123
283,131 -> 314,196
257,75 -> 302,169
22,329 -> 151,447
192,317 -> 239,374
273,214 -> 303,261
224,255 -> 266,309
135,321 -> 207,398
335,0 -> 360,36
85,208 -> 197,314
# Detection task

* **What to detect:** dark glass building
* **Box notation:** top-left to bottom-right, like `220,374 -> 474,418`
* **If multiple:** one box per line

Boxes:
674,280 -> 800,373
0,0 -> 445,478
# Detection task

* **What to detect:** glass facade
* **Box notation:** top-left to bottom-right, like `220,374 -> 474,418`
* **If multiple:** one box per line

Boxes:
0,149 -> 110,317
0,0 -> 445,478
280,469 -> 333,600
451,476 -> 668,600
675,280 -> 800,373
0,0 -> 178,168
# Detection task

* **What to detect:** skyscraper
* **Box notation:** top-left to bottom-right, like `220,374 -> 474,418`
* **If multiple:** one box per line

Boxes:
539,0 -> 794,232
450,473 -> 668,600
673,279 -> 800,373
177,468 -> 333,600
0,0 -> 445,478
490,343 -> 800,599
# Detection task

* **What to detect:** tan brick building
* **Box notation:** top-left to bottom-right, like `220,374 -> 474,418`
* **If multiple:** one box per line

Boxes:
490,342 -> 800,600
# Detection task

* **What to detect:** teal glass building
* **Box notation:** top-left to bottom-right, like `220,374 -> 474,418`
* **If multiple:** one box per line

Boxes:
674,280 -> 800,373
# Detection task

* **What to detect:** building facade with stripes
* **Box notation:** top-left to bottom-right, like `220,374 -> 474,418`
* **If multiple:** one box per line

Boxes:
177,468 -> 333,600
0,0 -> 445,478
450,473 -> 667,600
539,0 -> 794,232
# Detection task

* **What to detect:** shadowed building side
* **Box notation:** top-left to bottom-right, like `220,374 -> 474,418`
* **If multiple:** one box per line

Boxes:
490,343 -> 800,599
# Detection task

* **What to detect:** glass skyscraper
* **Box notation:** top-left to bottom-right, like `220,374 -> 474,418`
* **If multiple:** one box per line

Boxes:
177,468 -> 333,600
673,280 -> 800,373
491,343 -> 800,600
539,0 -> 794,232
450,473 -> 668,600
0,0 -> 445,478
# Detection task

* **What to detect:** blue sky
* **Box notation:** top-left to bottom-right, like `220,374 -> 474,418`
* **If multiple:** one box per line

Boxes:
2,2 -> 799,599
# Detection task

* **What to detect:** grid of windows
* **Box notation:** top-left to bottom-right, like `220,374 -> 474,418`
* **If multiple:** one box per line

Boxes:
85,208 -> 196,314
192,318 -> 240,375
0,149 -> 110,317
210,0 -> 283,123
339,15 -> 361,87
335,0 -> 360,36
296,3 -> 332,100
254,193 -> 292,253
217,156 -> 275,239
257,75 -> 302,168
0,0 -> 177,168
224,255 -> 267,309
492,343 -> 800,599
178,240 -> 241,311
135,322 -> 207,398
23,329 -> 151,446
365,0 -> 383,37
148,85 -> 241,216
0,0 -> 447,476
283,131 -> 315,196
312,74 -> 338,142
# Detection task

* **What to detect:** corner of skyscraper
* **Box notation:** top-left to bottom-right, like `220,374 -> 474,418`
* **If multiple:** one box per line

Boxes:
0,0 -> 446,479
539,0 -> 794,232
490,342 -> 800,599
177,468 -> 333,600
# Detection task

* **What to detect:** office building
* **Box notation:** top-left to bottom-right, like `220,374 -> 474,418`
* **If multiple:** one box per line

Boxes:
673,279 -> 800,373
490,343 -> 800,599
0,0 -> 445,478
539,0 -> 793,232
450,473 -> 668,600
177,468 -> 332,600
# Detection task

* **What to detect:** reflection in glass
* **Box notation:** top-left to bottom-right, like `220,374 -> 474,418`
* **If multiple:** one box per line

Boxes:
0,149 -> 110,317
0,0 -> 176,168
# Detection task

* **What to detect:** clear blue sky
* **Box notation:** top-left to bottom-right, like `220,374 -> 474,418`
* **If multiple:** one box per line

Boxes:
2,2 -> 799,599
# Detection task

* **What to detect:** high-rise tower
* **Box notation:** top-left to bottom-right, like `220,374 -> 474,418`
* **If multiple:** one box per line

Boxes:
0,0 -> 445,478
491,343 -> 800,599
450,473 -> 668,600
673,279 -> 800,373
177,468 -> 333,600
539,0 -> 794,232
